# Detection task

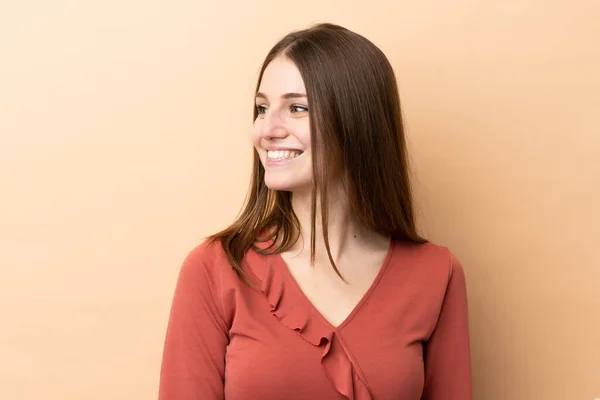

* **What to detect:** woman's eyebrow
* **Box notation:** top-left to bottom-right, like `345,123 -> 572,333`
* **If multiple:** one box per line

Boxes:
255,92 -> 307,100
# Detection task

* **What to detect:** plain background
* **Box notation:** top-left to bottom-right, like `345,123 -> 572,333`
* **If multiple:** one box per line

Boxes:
1,1 -> 599,399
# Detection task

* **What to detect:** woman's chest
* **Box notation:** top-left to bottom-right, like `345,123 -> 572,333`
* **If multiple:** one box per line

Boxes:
223,305 -> 426,400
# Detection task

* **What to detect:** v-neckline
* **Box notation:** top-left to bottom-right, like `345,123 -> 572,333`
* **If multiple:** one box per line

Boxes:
272,239 -> 395,331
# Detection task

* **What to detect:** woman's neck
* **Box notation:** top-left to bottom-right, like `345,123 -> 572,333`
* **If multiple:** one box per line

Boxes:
285,187 -> 385,264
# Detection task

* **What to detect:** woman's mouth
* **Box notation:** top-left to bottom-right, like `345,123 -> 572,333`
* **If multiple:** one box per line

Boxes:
266,150 -> 303,161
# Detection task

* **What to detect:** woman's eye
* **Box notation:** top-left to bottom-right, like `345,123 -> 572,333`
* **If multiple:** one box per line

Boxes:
256,105 -> 267,114
291,105 -> 308,113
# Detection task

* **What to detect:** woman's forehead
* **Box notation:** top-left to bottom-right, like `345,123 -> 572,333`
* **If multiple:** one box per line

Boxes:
258,57 -> 306,98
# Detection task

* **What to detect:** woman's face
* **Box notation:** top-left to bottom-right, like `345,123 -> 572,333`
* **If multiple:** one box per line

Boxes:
252,57 -> 313,193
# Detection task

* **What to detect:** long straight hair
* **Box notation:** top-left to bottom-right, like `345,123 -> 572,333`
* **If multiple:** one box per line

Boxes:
209,22 -> 426,282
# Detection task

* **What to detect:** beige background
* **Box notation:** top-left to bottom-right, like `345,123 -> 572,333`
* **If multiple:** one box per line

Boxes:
1,1 -> 599,399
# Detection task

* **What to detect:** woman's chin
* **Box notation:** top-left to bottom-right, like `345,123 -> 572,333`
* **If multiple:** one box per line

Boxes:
264,179 -> 310,194
264,182 -> 295,192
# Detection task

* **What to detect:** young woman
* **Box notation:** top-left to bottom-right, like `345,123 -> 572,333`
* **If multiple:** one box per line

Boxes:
159,22 -> 472,400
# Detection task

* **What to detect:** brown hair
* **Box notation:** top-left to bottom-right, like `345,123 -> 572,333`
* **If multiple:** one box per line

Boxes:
208,22 -> 426,282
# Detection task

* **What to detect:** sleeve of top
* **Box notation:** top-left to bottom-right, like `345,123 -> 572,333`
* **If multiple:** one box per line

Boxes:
158,244 -> 229,400
421,252 -> 473,400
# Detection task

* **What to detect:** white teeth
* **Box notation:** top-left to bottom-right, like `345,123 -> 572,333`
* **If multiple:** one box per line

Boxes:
267,150 -> 301,160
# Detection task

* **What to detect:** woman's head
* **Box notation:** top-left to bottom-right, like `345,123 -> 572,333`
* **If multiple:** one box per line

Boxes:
252,23 -> 409,199
211,23 -> 425,279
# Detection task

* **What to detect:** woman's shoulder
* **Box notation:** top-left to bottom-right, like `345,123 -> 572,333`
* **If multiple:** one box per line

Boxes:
184,237 -> 225,259
391,238 -> 465,280
389,239 -> 468,309
176,238 -> 234,282
179,237 -> 261,283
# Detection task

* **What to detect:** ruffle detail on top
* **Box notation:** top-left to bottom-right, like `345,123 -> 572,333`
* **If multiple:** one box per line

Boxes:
246,243 -> 373,400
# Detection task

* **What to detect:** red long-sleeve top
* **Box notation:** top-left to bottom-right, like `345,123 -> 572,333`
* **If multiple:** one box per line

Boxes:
159,238 -> 473,399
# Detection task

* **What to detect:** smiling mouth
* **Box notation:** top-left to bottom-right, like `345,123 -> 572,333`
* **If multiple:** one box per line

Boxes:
266,150 -> 303,161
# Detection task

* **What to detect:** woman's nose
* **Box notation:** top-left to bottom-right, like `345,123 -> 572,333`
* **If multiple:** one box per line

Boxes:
259,110 -> 288,140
